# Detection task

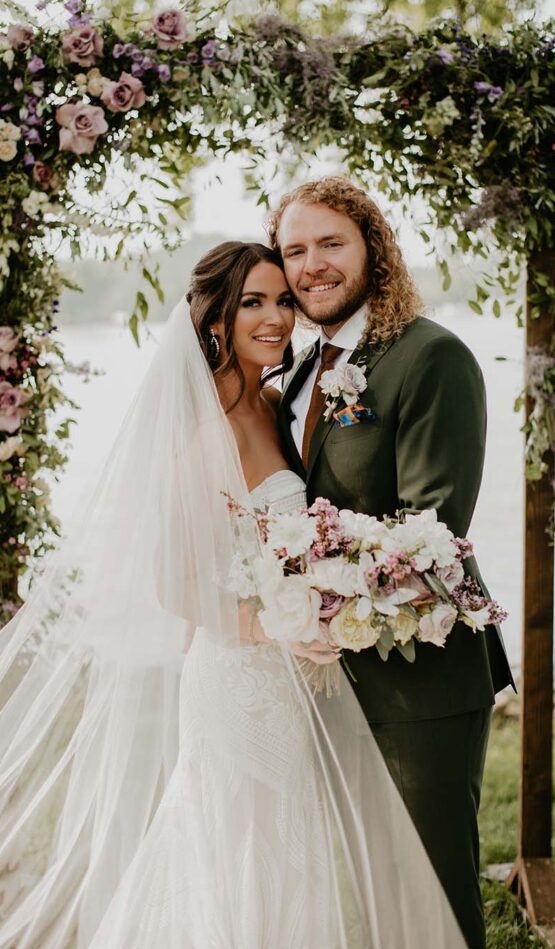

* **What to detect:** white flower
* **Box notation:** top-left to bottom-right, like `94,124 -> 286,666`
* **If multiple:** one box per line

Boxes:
308,557 -> 359,597
319,363 -> 367,407
0,120 -> 21,142
265,511 -> 317,558
391,509 -> 457,570
339,509 -> 388,548
0,434 -> 25,461
418,603 -> 458,647
226,552 -> 256,599
0,140 -> 17,162
22,191 -> 49,218
259,574 -> 322,643
435,561 -> 464,592
329,599 -> 381,652
393,611 -> 419,645
461,606 -> 491,631
3,49 -> 14,68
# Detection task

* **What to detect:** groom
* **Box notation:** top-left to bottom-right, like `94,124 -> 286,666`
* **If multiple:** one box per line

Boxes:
269,177 -> 515,949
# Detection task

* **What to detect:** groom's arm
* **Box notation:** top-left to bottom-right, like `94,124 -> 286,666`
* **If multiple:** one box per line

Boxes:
395,335 -> 487,539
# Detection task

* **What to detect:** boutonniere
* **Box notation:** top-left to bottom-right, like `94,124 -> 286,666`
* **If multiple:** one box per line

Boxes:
319,360 -> 369,422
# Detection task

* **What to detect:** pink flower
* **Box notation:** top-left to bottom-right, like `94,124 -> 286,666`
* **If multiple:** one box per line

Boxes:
418,603 -> 458,647
62,25 -> 103,67
150,8 -> 187,50
56,102 -> 108,155
0,326 -> 19,356
435,560 -> 465,593
31,160 -> 58,191
319,591 -> 345,619
7,24 -> 34,51
101,72 -> 145,112
0,381 -> 30,434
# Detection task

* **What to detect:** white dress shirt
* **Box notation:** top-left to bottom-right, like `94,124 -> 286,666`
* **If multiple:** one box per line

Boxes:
290,306 -> 368,456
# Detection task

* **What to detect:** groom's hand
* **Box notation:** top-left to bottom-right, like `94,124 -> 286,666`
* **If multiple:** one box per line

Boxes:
289,640 -> 342,665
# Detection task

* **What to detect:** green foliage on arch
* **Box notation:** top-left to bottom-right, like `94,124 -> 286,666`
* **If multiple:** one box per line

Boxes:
0,2 -> 553,608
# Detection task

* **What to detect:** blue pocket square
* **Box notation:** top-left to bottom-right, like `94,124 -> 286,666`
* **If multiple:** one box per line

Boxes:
333,403 -> 376,428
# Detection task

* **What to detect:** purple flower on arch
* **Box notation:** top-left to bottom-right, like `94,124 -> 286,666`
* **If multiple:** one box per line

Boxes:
474,81 -> 503,101
158,64 -> 171,81
27,56 -> 45,74
436,47 -> 455,64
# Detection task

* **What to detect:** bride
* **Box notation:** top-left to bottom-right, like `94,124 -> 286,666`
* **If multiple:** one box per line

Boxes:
0,241 -> 467,947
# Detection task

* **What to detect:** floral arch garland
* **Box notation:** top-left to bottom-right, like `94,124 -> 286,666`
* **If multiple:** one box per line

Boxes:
0,2 -> 553,610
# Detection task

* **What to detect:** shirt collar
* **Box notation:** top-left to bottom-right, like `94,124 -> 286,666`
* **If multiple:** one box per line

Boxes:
319,304 -> 368,353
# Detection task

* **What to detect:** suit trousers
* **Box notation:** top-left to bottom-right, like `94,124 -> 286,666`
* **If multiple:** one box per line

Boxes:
370,707 -> 492,949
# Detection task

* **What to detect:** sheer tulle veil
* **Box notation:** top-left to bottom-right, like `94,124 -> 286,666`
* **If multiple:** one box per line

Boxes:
0,298 -> 467,947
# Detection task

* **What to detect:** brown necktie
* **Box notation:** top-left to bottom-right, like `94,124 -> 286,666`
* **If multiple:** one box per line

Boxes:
301,343 -> 342,468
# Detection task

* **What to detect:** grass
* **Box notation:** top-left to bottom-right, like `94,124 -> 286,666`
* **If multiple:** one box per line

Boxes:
480,714 -> 555,949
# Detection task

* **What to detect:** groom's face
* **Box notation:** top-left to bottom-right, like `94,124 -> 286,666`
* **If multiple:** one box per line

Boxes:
278,202 -> 370,331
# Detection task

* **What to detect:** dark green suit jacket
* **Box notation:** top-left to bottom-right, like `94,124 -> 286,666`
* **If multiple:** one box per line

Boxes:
277,316 -> 515,723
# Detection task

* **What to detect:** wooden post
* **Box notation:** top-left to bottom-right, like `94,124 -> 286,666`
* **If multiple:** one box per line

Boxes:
508,249 -> 555,938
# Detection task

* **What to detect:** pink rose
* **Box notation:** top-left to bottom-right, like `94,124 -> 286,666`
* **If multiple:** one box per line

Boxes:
7,24 -> 34,51
0,326 -> 19,355
32,161 -> 56,191
0,381 -> 30,434
150,8 -> 187,50
101,72 -> 145,113
62,25 -> 104,67
319,592 -> 345,619
56,102 -> 108,155
418,603 -> 458,647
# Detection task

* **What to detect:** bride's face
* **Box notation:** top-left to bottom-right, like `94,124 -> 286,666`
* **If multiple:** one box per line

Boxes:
230,261 -> 294,371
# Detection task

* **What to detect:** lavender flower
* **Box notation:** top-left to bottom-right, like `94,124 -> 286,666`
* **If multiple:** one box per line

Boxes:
27,56 -> 45,74
22,126 -> 41,144
64,0 -> 83,12
474,81 -> 503,100
201,40 -> 217,63
436,47 -> 455,64
158,64 -> 171,81
22,151 -> 35,166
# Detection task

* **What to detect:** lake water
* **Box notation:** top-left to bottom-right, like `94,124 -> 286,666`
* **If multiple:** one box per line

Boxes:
51,306 -> 525,673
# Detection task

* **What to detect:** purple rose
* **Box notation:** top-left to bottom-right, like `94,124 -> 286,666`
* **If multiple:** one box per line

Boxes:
62,24 -> 104,67
101,71 -> 146,112
150,8 -> 187,50
319,592 -> 345,619
0,381 -> 30,434
27,56 -> 45,74
112,43 -> 125,58
7,24 -> 34,52
22,126 -> 41,144
158,64 -> 171,81
56,101 -> 108,154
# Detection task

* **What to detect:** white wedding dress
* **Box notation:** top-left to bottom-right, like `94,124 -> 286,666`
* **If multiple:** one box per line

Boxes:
0,302 -> 467,948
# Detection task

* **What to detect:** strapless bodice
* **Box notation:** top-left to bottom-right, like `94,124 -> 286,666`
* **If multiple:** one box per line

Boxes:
249,469 -> 307,515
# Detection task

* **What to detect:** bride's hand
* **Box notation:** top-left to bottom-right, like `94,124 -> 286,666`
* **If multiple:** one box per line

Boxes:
289,640 -> 342,665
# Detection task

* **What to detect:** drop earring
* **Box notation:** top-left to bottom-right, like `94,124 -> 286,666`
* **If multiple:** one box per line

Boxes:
209,329 -> 220,361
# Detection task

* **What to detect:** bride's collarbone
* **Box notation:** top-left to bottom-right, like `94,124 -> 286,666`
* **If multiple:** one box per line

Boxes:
227,407 -> 288,491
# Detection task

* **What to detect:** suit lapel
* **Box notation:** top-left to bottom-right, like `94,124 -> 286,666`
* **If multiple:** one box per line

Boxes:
306,337 -> 397,481
277,342 -> 319,476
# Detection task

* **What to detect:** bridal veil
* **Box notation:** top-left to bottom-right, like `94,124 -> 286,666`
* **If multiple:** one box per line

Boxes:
0,299 -> 467,947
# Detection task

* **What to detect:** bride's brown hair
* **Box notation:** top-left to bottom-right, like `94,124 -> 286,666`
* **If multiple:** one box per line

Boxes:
187,241 -> 294,408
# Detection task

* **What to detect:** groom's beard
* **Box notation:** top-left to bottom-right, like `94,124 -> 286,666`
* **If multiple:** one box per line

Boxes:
291,269 -> 372,328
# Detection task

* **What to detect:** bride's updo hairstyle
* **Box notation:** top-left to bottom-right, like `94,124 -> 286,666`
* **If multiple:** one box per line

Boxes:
187,241 -> 294,407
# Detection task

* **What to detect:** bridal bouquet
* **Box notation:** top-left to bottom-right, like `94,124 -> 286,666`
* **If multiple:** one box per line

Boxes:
225,496 -> 507,690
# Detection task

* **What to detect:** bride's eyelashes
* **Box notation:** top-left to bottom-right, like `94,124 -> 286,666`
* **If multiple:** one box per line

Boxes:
240,295 -> 294,309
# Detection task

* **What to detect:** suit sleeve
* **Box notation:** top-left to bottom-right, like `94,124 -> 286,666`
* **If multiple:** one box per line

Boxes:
395,336 -> 487,539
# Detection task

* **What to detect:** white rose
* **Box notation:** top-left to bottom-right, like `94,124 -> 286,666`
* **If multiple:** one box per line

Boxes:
259,574 -> 322,643
0,140 -> 17,162
0,120 -> 21,142
308,557 -> 359,597
462,606 -> 491,631
0,434 -> 25,461
319,367 -> 343,399
393,611 -> 419,645
265,511 -> 316,559
329,599 -> 381,652
435,561 -> 464,593
341,363 -> 367,404
418,603 -> 458,647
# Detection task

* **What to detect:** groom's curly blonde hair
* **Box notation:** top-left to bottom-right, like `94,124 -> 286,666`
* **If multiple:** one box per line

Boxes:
266,177 -> 423,345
